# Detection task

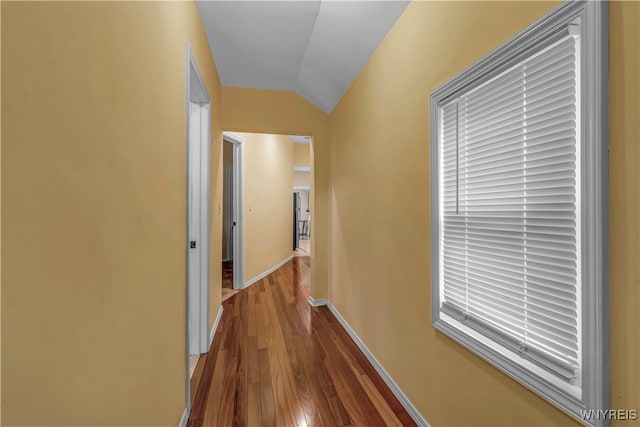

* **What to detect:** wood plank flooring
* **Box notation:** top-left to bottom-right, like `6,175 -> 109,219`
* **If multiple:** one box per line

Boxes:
188,256 -> 416,427
293,239 -> 311,257
222,261 -> 233,289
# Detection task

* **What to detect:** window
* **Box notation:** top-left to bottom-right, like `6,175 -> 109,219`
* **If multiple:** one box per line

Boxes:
430,2 -> 608,424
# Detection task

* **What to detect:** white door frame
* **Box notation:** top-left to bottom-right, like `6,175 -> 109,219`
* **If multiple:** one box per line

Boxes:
222,131 -> 245,291
184,44 -> 211,414
224,165 -> 233,262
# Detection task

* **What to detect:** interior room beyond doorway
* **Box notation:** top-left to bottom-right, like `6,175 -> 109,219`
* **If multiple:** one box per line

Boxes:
293,136 -> 311,257
221,132 -> 312,302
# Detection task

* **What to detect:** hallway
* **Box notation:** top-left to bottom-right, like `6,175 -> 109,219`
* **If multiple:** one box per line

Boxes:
188,256 -> 416,427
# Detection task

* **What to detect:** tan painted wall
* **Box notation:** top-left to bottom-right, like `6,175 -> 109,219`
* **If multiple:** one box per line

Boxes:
328,1 -> 639,426
238,132 -> 293,281
222,141 -> 233,261
0,3 -> 3,419
294,171 -> 311,187
608,2 -> 640,421
297,190 -> 310,222
1,2 -> 223,425
294,143 -> 310,166
221,87 -> 329,299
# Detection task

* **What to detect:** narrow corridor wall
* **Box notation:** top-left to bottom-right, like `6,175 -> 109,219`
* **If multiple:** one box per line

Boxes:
1,2 -> 223,425
328,1 -> 639,425
294,143 -> 310,167
238,133 -> 294,282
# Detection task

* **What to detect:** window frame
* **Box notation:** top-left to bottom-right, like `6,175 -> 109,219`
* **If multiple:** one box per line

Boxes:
429,1 -> 608,425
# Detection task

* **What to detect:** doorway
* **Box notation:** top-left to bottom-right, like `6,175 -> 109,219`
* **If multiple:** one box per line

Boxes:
185,45 -> 211,413
222,132 -> 245,298
293,188 -> 311,257
221,141 -> 235,301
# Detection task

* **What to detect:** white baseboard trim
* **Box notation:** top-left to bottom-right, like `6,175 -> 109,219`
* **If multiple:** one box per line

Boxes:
179,306 -> 224,427
244,255 -> 293,289
307,296 -> 329,307
307,297 -> 430,427
178,407 -> 189,427
210,306 -> 224,348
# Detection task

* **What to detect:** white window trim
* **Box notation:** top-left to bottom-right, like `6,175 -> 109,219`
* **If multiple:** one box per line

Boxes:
429,1 -> 608,425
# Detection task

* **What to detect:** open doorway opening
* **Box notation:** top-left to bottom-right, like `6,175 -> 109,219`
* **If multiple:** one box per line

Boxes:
221,132 -> 244,303
293,189 -> 311,256
220,132 -> 311,290
221,139 -> 236,302
292,137 -> 311,258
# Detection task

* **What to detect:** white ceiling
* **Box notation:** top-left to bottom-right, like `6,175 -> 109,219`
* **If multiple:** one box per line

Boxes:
196,1 -> 409,113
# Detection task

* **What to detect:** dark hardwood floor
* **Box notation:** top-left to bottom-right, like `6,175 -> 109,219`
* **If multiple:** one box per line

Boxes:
188,256 -> 416,427
222,260 -> 233,290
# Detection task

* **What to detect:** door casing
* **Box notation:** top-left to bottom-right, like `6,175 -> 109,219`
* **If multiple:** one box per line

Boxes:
223,131 -> 245,291
224,165 -> 233,262
185,44 -> 211,414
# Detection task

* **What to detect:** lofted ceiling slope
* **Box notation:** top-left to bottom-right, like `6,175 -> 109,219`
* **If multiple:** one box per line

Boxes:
197,1 -> 409,113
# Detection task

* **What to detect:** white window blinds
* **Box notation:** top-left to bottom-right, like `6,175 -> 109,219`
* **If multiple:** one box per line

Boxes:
438,34 -> 581,384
